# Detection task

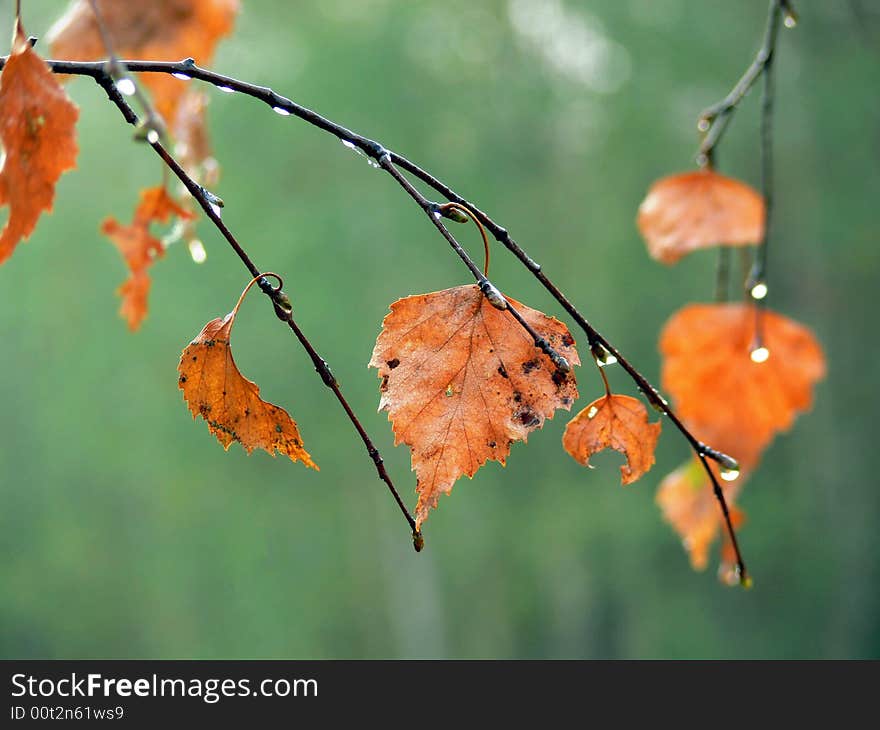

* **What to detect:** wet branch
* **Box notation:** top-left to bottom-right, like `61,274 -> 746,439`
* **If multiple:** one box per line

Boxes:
6,50 -> 757,582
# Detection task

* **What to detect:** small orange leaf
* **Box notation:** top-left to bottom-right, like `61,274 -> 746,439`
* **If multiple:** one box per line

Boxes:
48,0 -> 239,125
637,170 -> 765,264
563,394 -> 661,484
370,284 -> 580,529
656,457 -> 745,572
178,294 -> 316,468
660,303 -> 826,460
101,185 -> 194,330
0,20 -> 78,265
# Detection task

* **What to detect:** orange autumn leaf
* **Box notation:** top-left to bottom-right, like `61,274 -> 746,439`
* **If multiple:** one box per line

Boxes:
563,394 -> 661,484
101,186 -> 194,330
660,303 -> 826,460
370,284 -> 580,529
637,169 -> 765,264
48,0 -> 239,125
178,294 -> 317,469
656,457 -> 745,572
0,20 -> 78,265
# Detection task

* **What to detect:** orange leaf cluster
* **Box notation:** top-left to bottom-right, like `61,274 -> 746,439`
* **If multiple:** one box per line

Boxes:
370,284 -> 580,529
563,394 -> 661,485
637,169 -> 765,264
178,297 -> 316,468
102,186 -> 194,330
657,302 -> 825,571
0,21 -> 78,265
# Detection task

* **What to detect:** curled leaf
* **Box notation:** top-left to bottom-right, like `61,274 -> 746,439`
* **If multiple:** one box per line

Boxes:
563,394 -> 661,484
178,297 -> 316,468
660,303 -> 826,460
637,170 -> 765,264
0,20 -> 79,265
370,284 -> 580,529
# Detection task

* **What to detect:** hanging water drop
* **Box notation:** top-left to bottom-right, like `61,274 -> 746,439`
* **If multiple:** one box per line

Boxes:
188,239 -> 207,264
750,346 -> 770,363
172,72 -> 192,81
209,202 -> 222,218
272,106 -> 291,116
697,118 -> 710,132
587,405 -> 599,419
217,85 -> 235,94
750,281 -> 768,300
116,77 -> 136,96
146,129 -> 160,145
783,10 -> 798,28
720,466 -> 740,482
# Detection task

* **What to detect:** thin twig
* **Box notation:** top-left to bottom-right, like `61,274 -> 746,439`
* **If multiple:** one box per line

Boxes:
698,0 -> 788,166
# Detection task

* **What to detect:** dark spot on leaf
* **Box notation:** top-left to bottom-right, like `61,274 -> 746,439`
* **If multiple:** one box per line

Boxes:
380,375 -> 389,392
387,358 -> 400,369
552,369 -> 567,386
562,333 -> 574,347
179,375 -> 187,383
513,391 -> 522,403
275,424 -> 283,433
516,408 -> 540,428
497,363 -> 508,378
487,440 -> 496,448
561,396 -> 572,406
522,358 -> 540,375
192,356 -> 197,361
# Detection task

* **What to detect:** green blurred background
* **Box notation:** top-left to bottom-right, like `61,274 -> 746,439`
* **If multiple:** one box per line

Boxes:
1,0 -> 877,659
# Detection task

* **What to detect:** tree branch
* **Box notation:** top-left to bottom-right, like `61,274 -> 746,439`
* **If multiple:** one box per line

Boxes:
0,51 -> 757,582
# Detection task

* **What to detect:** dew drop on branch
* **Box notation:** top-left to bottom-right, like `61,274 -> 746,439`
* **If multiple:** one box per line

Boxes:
750,282 -> 768,300
720,466 -> 740,482
172,72 -> 192,81
116,77 -> 136,96
272,106 -> 291,116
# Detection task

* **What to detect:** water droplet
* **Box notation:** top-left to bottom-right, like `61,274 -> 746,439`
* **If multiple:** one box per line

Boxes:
272,106 -> 291,116
595,350 -> 617,367
188,239 -> 207,264
146,129 -> 160,144
587,405 -> 599,419
367,159 -> 380,169
750,346 -> 770,363
783,11 -> 797,28
116,77 -> 136,96
217,85 -> 235,94
720,467 -> 740,482
750,282 -> 768,300
432,210 -> 442,220
209,202 -> 222,218
697,118 -> 710,132
341,139 -> 364,156
172,72 -> 192,81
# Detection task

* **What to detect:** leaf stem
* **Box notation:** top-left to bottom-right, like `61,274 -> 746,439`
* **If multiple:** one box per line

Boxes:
439,202 -> 490,277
